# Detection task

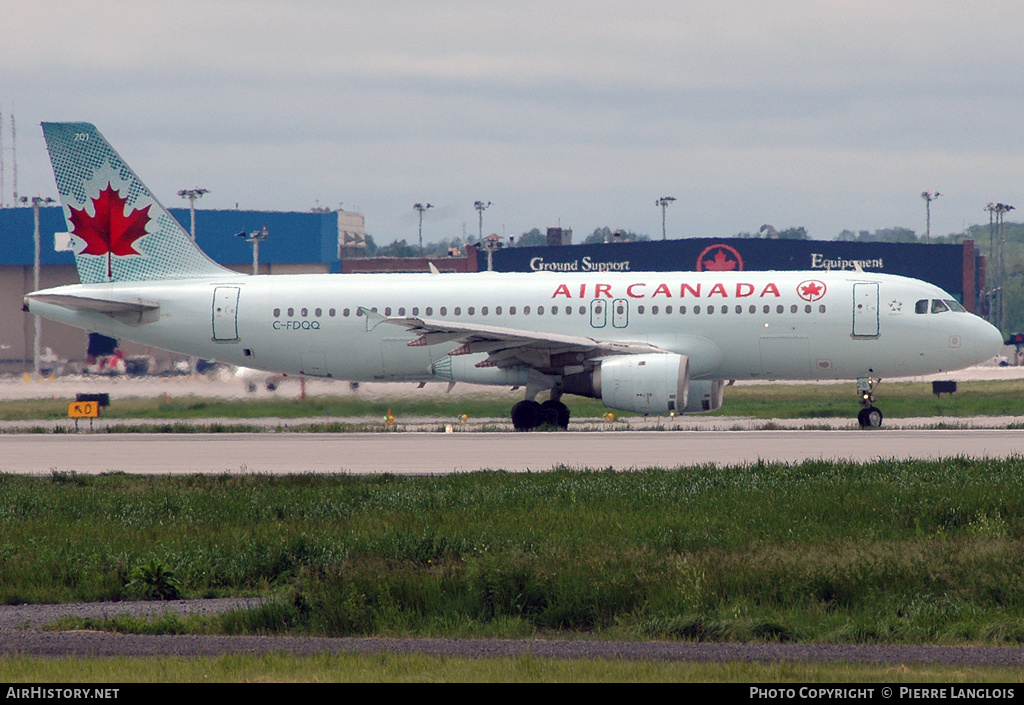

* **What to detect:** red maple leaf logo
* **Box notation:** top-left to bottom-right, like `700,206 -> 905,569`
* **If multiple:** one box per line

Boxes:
703,249 -> 738,271
797,280 -> 827,301
68,184 -> 151,278
696,244 -> 744,272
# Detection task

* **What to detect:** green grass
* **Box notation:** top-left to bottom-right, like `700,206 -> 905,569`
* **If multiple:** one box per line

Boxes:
5,461 -> 1024,644
711,379 -> 1024,419
1,652 -> 1022,683
3,379 -> 1023,425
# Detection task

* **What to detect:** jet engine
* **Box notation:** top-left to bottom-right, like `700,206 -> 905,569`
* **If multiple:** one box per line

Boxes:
564,353 -> 690,414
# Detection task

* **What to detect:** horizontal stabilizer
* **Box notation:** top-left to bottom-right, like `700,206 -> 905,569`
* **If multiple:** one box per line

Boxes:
25,293 -> 160,326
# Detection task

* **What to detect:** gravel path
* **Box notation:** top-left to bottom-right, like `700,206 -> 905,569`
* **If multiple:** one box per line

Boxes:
3,599 -> 1024,666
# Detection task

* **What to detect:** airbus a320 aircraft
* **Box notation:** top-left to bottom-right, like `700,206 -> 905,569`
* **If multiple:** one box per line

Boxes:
25,123 -> 1003,430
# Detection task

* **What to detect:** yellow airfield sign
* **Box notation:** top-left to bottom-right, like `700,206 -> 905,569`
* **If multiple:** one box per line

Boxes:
68,401 -> 99,418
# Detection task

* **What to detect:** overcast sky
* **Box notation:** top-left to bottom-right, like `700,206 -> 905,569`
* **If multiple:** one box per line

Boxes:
2,1 -> 1022,245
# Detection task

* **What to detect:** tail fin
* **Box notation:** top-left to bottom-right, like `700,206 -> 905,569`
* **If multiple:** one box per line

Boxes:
41,122 -> 235,284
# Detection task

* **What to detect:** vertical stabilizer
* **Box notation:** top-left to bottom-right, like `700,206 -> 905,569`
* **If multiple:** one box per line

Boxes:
41,122 -> 235,284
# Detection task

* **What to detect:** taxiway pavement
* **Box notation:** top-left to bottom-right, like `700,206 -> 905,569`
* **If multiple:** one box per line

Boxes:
3,429 -> 1023,475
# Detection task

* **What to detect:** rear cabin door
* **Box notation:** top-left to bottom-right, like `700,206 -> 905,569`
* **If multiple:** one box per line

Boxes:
212,286 -> 240,342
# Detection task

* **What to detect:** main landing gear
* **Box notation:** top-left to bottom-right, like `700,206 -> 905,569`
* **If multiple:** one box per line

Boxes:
856,376 -> 883,428
511,385 -> 571,431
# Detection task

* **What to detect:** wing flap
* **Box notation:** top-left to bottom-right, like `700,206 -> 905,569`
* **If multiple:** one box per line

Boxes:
376,314 -> 669,372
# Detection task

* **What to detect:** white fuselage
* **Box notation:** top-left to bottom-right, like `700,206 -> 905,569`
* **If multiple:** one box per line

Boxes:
27,269 -> 1002,386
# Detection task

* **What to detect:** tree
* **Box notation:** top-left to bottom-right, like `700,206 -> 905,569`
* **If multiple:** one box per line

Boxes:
778,226 -> 808,240
515,228 -> 546,247
375,239 -> 419,258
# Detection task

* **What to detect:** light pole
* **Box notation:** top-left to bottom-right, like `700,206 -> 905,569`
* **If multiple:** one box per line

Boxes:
237,227 -> 269,275
984,202 -> 1015,332
177,188 -> 209,240
21,195 -> 55,377
474,200 -> 491,243
921,190 -> 940,243
656,196 -> 676,240
414,203 -> 432,255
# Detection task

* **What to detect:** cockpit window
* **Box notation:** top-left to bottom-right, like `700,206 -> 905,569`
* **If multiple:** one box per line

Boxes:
916,298 -> 965,314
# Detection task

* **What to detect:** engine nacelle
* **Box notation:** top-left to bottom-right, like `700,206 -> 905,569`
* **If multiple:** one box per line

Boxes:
594,353 -> 690,415
431,353 -> 530,387
682,379 -> 725,413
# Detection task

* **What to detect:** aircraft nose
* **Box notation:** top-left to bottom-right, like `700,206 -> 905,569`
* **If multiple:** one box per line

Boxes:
970,316 -> 1005,364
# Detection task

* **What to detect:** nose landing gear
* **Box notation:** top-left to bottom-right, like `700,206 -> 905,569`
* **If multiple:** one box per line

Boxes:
856,377 -> 883,428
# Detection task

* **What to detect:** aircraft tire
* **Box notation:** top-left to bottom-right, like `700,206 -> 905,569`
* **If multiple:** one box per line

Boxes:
539,400 -> 571,429
857,406 -> 883,428
511,400 -> 542,431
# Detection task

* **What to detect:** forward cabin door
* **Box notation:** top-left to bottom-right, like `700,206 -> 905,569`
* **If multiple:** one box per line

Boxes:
852,283 -> 880,338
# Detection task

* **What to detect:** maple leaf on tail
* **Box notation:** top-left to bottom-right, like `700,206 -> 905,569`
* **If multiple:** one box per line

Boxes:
68,184 -> 152,279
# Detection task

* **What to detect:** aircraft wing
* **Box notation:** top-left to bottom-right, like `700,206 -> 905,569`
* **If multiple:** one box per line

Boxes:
368,309 -> 668,372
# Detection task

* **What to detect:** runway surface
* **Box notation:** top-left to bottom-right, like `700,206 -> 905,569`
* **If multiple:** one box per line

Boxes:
3,428 -> 1023,475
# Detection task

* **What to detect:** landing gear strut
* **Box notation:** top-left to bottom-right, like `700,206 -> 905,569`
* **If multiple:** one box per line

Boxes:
856,377 -> 883,428
511,385 -> 570,431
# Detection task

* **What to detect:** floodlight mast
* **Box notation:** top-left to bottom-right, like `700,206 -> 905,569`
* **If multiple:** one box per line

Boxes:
475,200 -> 491,243
414,202 -> 433,255
177,188 -> 209,240
656,196 -> 676,240
236,226 -> 269,275
21,195 -> 55,376
921,190 -> 940,243
984,202 -> 1015,333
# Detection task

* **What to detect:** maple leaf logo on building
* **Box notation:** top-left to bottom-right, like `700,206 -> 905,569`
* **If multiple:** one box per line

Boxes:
68,184 -> 152,279
696,244 -> 744,272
